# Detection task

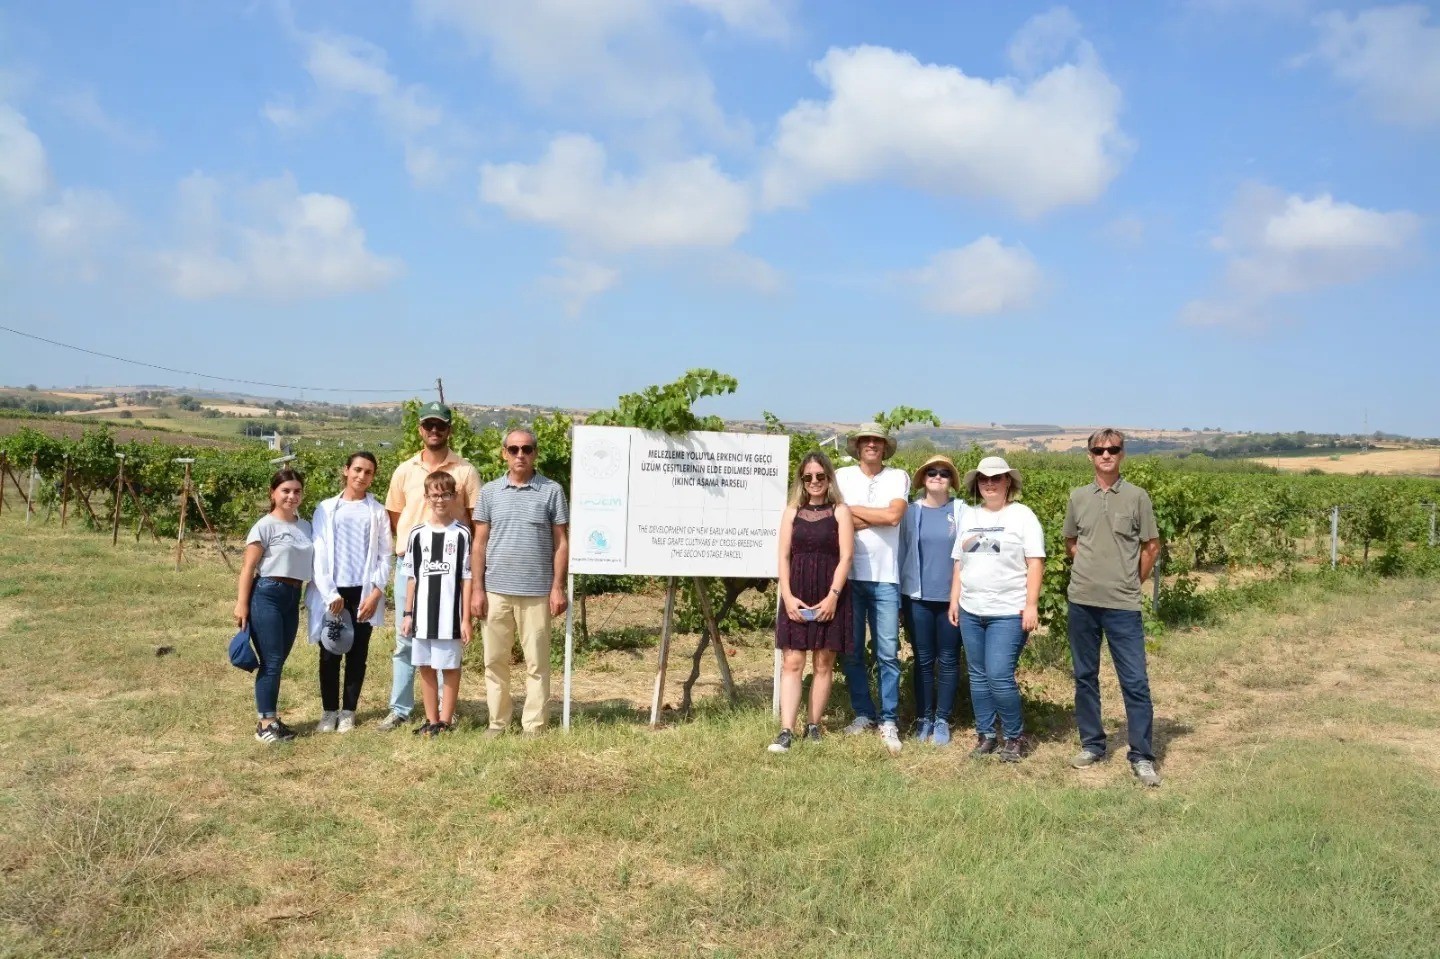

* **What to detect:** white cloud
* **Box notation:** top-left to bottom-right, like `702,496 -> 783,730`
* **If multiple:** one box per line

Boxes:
414,0 -> 778,145
155,172 -> 402,300
1007,7 -> 1083,75
0,103 -> 48,205
1181,183 -> 1420,328
761,36 -> 1129,217
541,257 -> 621,316
479,133 -> 751,250
1305,4 -> 1440,129
899,237 -> 1043,316
53,89 -> 156,150
33,188 -> 127,280
266,32 -> 453,186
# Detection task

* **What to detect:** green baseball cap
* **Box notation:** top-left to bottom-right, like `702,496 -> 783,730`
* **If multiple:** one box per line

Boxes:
418,401 -> 452,424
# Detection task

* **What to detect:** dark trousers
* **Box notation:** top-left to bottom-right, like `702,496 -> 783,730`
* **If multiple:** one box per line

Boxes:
319,585 -> 374,712
251,578 -> 301,718
905,598 -> 960,723
1067,602 -> 1154,762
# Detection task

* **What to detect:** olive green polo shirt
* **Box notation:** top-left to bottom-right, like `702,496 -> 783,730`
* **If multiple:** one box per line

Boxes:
1062,477 -> 1159,611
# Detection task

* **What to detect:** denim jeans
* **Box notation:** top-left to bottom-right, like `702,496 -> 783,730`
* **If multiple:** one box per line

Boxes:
1067,602 -> 1153,762
319,585 -> 373,712
842,580 -> 901,724
906,598 -> 960,723
959,611 -> 1028,740
388,558 -> 416,717
250,577 -> 301,718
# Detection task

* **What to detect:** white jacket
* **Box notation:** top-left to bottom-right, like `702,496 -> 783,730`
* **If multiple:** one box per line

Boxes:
305,493 -> 393,644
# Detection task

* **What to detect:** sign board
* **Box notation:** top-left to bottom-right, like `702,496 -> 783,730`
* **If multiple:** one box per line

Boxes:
569,425 -> 790,577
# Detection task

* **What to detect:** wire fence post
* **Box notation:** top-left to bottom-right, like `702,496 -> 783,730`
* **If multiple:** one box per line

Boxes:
60,455 -> 70,528
174,459 -> 194,571
112,454 -> 126,546
25,454 -> 37,525
1330,505 -> 1339,570
1428,502 -> 1437,548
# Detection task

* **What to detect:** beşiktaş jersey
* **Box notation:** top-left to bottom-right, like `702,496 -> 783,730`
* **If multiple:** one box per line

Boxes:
402,521 -> 472,640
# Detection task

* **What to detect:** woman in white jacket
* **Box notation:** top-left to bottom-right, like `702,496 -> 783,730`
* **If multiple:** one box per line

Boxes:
307,452 -> 393,732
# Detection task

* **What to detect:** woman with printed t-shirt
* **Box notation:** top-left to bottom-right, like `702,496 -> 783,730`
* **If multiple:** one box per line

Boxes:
306,452 -> 392,733
947,456 -> 1045,763
898,454 -> 966,747
234,469 -> 314,744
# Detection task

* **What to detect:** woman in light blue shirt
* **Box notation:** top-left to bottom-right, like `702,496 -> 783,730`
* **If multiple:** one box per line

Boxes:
898,455 -> 965,746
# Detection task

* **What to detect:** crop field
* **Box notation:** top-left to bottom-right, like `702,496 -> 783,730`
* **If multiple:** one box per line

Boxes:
1259,447 -> 1440,477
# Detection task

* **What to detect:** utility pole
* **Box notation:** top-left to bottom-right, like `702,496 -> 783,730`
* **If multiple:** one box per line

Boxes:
435,377 -> 447,406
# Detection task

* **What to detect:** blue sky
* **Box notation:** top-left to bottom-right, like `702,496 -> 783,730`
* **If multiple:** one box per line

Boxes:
1,1 -> 1437,434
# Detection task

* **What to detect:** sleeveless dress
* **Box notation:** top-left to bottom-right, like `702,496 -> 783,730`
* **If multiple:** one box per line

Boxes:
775,503 -> 854,652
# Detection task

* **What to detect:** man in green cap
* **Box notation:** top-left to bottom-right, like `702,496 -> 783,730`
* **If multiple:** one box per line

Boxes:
376,401 -> 481,730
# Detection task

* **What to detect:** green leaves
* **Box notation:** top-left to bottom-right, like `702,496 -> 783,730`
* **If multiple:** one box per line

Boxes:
587,369 -> 738,434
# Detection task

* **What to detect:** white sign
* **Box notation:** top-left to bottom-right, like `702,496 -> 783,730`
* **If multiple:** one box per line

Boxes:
569,425 -> 790,577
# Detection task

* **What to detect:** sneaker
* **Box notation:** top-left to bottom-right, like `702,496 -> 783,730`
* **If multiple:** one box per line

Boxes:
915,719 -> 934,744
424,721 -> 451,739
969,734 -> 1000,758
803,724 -> 822,743
999,736 -> 1030,763
768,729 -> 794,754
879,721 -> 902,756
931,719 -> 952,747
1131,760 -> 1162,787
1070,749 -> 1106,768
315,710 -> 340,733
255,720 -> 296,744
413,721 -> 435,737
335,710 -> 356,733
376,711 -> 409,732
843,716 -> 876,736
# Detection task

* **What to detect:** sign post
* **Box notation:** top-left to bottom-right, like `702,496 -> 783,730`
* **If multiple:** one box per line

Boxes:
568,426 -> 789,730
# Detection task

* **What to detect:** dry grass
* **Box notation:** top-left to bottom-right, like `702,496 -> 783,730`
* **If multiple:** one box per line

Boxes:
1259,447 -> 1440,476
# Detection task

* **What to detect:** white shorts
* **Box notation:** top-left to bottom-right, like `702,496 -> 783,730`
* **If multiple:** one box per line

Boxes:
412,638 -> 463,670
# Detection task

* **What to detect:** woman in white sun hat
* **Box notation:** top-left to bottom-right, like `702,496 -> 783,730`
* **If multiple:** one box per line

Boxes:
947,456 -> 1045,763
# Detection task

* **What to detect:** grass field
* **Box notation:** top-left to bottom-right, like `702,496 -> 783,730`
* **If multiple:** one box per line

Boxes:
2,512 -> 1439,958
1259,447 -> 1440,477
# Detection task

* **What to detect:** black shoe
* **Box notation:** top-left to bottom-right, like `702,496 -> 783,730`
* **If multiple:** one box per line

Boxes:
269,718 -> 298,741
969,734 -> 1000,758
767,729 -> 794,753
999,735 -> 1030,763
255,721 -> 286,744
413,721 -> 435,737
423,721 -> 451,738
803,724 -> 822,743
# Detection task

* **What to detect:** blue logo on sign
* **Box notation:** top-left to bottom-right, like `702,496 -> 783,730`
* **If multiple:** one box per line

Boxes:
587,529 -> 610,553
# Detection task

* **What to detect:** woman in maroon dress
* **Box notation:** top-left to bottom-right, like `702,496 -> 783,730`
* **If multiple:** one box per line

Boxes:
769,451 -> 854,753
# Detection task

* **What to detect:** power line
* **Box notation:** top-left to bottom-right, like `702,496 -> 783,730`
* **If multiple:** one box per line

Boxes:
1,324 -> 429,395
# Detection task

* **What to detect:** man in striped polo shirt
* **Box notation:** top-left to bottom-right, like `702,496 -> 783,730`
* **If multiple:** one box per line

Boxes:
470,428 -> 570,735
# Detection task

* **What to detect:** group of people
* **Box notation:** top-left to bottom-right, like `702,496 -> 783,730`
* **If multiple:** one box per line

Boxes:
773,424 -> 1163,787
230,408 -> 1163,786
232,402 -> 569,742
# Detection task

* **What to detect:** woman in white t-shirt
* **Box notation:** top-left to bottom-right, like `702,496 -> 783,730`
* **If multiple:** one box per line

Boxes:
234,469 -> 314,744
947,456 -> 1044,763
306,452 -> 393,733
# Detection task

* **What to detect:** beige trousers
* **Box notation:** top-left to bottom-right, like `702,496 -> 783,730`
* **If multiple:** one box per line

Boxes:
483,592 -> 552,731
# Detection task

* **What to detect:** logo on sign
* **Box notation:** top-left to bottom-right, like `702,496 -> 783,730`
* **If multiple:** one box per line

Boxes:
581,442 -> 623,479
584,527 -> 613,555
580,496 -> 623,510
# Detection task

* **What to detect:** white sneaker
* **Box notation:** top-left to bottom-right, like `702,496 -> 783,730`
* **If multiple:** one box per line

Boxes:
879,721 -> 902,756
843,716 -> 876,736
335,710 -> 356,733
315,710 -> 340,733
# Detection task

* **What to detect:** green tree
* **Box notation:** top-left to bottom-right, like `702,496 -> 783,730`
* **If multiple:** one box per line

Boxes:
586,369 -> 737,433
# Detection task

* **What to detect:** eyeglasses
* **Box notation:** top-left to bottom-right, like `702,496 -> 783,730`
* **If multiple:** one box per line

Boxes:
925,468 -> 952,479
1090,445 -> 1123,456
506,444 -> 535,455
427,492 -> 455,501
420,422 -> 449,432
801,473 -> 828,484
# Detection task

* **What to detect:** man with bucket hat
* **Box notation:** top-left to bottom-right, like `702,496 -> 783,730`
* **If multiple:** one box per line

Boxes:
376,401 -> 481,731
834,422 -> 910,754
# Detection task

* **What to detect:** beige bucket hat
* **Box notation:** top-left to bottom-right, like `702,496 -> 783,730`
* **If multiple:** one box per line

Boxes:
847,422 -> 896,458
962,455 -> 1024,496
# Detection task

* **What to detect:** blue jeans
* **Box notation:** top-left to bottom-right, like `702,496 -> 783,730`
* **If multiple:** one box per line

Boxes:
388,558 -> 416,718
843,581 -> 901,724
959,611 -> 1028,740
1067,603 -> 1153,762
250,577 -> 301,718
906,598 -> 960,723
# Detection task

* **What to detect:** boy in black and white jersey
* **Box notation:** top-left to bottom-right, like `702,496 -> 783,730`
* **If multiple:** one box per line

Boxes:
401,471 -> 472,736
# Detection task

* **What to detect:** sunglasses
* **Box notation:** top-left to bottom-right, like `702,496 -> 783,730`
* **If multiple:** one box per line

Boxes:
420,421 -> 450,432
801,473 -> 828,484
1090,445 -> 1123,456
925,468 -> 952,479
506,444 -> 536,455
978,474 -> 1008,483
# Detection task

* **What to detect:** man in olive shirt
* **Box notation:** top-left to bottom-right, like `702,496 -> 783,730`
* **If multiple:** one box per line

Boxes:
1063,428 -> 1163,786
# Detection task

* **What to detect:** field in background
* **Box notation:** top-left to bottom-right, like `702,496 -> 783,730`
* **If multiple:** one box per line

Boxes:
1259,447 -> 1440,476
2,511 -> 1439,957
